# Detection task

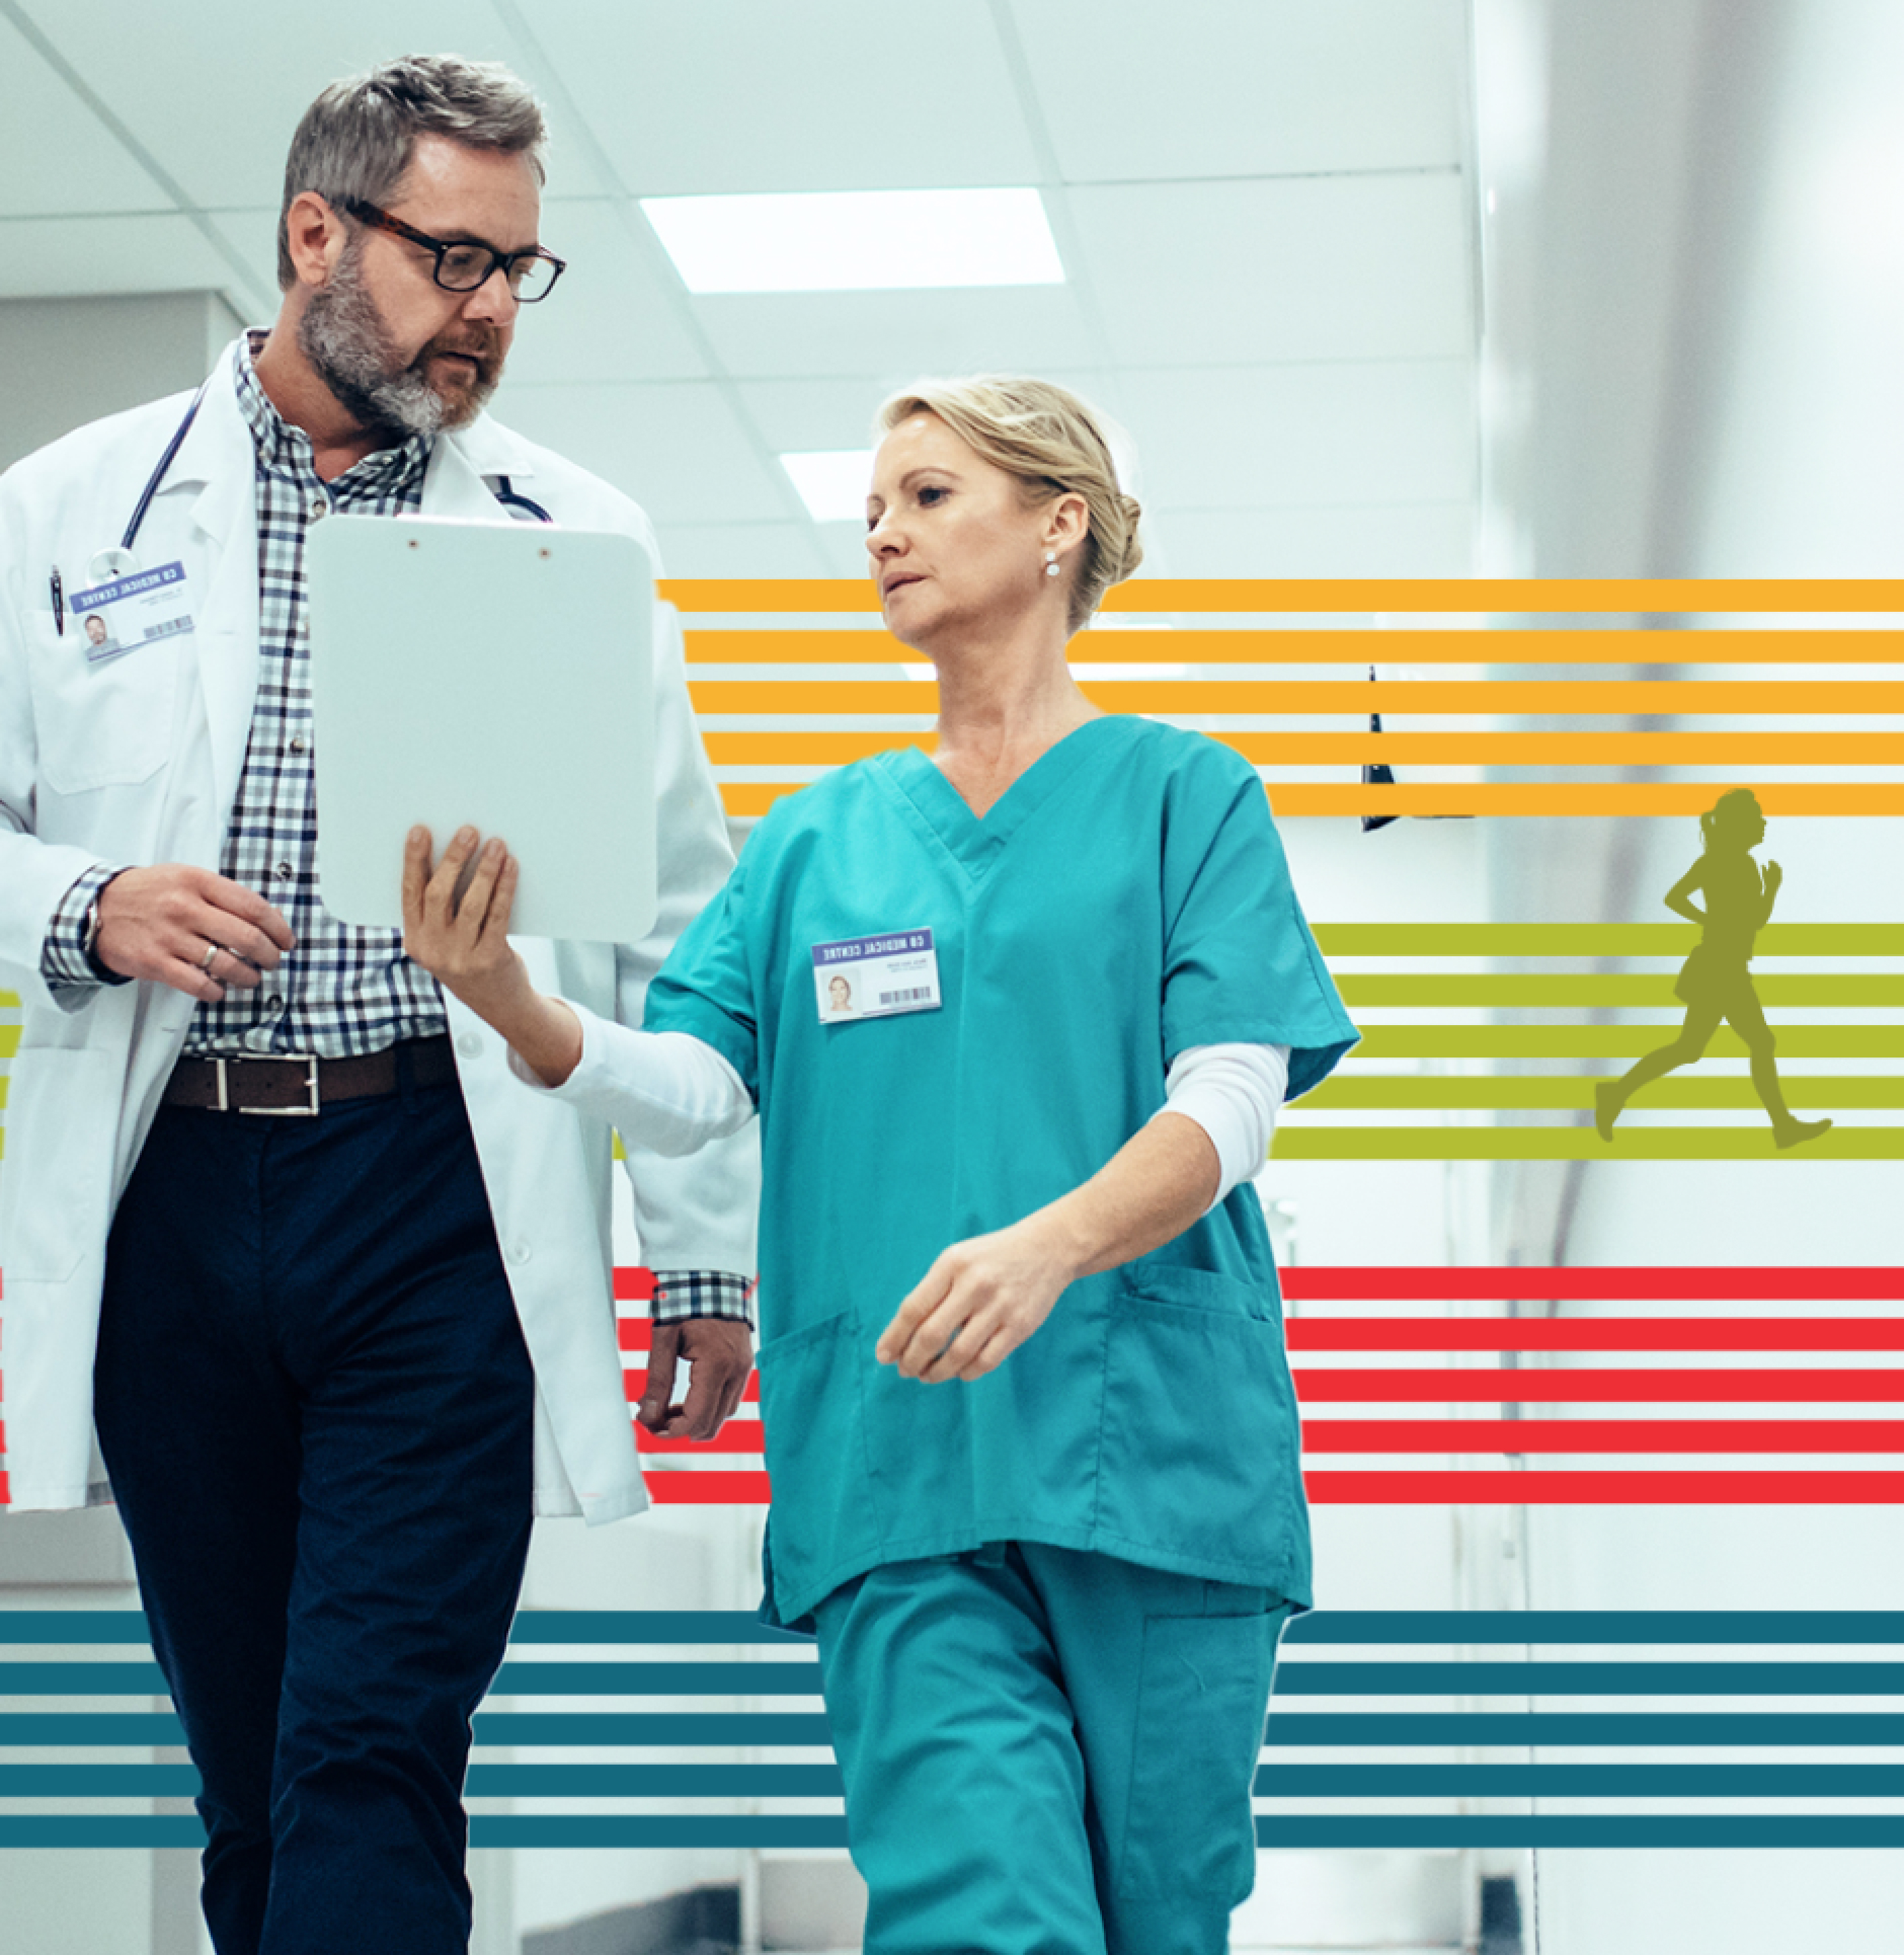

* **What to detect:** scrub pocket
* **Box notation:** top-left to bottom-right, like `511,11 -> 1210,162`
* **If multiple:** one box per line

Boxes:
1115,1596 -> 1294,1903
754,1309 -> 884,1615
1098,1263 -> 1308,1586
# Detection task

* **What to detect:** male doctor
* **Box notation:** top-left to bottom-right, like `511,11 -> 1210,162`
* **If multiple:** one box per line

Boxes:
0,56 -> 756,1955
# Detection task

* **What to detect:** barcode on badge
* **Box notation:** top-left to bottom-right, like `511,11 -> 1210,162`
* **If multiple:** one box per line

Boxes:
879,987 -> 933,1006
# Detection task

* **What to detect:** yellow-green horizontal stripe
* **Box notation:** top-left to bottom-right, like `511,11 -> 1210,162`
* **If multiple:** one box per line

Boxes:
1273,1128 -> 1904,1160
0,990 -> 18,1009
1312,924 -> 1904,956
1351,1027 -> 1904,1059
0,1028 -> 17,1060
1336,975 -> 1904,1007
1298,1078 -> 1904,1110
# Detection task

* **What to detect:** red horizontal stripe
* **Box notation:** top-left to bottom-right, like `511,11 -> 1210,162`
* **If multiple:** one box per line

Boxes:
618,1322 -> 651,1352
1300,1418 -> 1904,1453
1286,1318 -> 1904,1352
1290,1368 -> 1904,1403
634,1468 -> 1904,1507
1281,1268 -> 1904,1302
645,1471 -> 772,1503
612,1268 -> 656,1303
623,1372 -> 762,1405
1303,1470 -> 1904,1503
638,1424 -> 766,1455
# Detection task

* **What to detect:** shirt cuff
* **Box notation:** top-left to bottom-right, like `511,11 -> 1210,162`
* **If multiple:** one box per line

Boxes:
1155,1042 -> 1292,1209
650,1271 -> 756,1327
42,864 -> 132,991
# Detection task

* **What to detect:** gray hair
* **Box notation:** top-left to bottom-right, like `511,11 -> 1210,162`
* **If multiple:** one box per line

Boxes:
876,375 -> 1144,633
277,55 -> 548,288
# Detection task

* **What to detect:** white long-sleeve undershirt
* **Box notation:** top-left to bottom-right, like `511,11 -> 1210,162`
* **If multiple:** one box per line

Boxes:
511,1004 -> 1289,1203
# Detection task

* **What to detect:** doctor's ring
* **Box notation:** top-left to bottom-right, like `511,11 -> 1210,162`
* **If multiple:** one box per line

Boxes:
199,942 -> 222,973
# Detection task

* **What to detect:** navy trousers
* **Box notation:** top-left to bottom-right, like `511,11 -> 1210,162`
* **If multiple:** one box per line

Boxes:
92,1062 -> 535,1955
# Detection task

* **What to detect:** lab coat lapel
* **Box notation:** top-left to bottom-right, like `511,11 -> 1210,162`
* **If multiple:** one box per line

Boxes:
167,361 -> 261,824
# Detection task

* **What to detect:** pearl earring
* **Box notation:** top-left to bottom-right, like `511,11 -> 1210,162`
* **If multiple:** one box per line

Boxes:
1043,550 -> 1060,579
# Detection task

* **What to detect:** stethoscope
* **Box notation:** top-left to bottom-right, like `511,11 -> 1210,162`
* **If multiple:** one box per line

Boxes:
91,390 -> 554,587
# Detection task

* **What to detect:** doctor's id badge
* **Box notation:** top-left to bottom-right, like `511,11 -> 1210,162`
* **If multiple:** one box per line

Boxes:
71,561 -> 194,664
813,929 -> 943,1023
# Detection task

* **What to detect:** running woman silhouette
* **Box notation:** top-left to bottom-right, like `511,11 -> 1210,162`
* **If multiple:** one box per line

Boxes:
1595,788 -> 1831,1150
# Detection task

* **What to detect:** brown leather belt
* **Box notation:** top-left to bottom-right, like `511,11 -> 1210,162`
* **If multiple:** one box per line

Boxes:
163,1035 -> 457,1116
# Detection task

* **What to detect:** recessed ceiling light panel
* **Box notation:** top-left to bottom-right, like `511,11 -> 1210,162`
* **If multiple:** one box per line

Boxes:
642,188 -> 1065,293
781,450 -> 877,522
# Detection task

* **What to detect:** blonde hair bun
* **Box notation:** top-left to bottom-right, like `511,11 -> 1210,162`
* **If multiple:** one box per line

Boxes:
876,375 -> 1142,633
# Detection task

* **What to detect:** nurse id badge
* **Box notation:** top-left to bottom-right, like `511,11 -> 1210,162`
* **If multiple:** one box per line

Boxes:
70,561 -> 194,664
813,929 -> 942,1023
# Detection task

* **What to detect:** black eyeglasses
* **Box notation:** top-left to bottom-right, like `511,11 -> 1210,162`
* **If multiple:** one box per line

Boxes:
338,197 -> 566,303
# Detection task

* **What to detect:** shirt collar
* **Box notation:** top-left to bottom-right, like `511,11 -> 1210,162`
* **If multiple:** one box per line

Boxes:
235,328 -> 432,496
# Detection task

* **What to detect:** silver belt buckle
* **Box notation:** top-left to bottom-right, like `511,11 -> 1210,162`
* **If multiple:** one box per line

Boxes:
221,1053 -> 321,1116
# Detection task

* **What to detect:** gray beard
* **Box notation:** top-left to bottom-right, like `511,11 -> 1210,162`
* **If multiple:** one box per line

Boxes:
298,245 -> 495,439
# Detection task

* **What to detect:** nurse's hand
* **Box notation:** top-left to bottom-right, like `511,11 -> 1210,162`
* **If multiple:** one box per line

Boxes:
876,1212 -> 1080,1383
401,825 -> 583,1087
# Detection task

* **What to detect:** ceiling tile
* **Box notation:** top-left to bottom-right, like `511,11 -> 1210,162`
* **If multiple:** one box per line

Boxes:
9,1 -> 527,209
0,213 -> 240,298
523,1 -> 1041,194
1012,0 -> 1469,181
497,380 -> 793,527
692,285 -> 1099,380
1067,175 -> 1473,365
0,13 -> 174,215
1146,502 -> 1475,577
1115,361 -> 1475,508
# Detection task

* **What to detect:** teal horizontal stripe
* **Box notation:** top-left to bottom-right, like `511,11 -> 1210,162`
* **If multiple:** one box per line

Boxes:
490,1661 -> 823,1696
6,1816 -> 1903,1850
1283,1611 -> 1904,1643
1264,1713 -> 1904,1744
11,1710 -> 1900,1750
468,1816 -> 850,1848
21,1658 -> 1901,1699
1273,1661 -> 1904,1695
0,1713 -> 182,1744
470,1711 -> 833,1746
505,1610 -> 813,1645
1258,1765 -> 1904,1796
0,1613 -> 155,1643
14,1764 -> 1903,1802
0,1663 -> 167,1695
1254,1817 -> 1904,1848
465,1763 -> 847,1798
9,1607 -> 1904,1646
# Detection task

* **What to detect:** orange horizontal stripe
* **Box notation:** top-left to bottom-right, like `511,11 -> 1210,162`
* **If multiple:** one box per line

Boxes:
718,781 -> 1904,818
687,679 -> 1904,715
660,578 -> 1904,615
683,627 -> 1904,666
703,731 -> 1904,766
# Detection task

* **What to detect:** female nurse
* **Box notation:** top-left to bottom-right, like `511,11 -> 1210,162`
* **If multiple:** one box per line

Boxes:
404,377 -> 1358,1955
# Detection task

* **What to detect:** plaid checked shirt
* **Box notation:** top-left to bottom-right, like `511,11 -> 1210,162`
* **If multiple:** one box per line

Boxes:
42,334 -> 747,1327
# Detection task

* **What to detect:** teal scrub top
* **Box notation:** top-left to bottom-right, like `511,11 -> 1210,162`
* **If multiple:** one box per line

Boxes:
645,716 -> 1359,1627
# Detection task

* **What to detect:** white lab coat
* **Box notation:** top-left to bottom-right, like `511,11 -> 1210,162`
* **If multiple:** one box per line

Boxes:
0,340 -> 758,1520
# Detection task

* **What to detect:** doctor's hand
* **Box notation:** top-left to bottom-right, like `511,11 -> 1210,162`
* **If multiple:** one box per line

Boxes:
400,825 -> 582,1087
638,1317 -> 755,1440
876,1213 -> 1080,1383
92,864 -> 294,1002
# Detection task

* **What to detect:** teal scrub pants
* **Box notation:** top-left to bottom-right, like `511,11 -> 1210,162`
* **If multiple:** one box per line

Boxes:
809,1540 -> 1294,1955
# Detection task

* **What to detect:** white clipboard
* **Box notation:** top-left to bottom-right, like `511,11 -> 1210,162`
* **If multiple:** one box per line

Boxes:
307,513 -> 657,944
